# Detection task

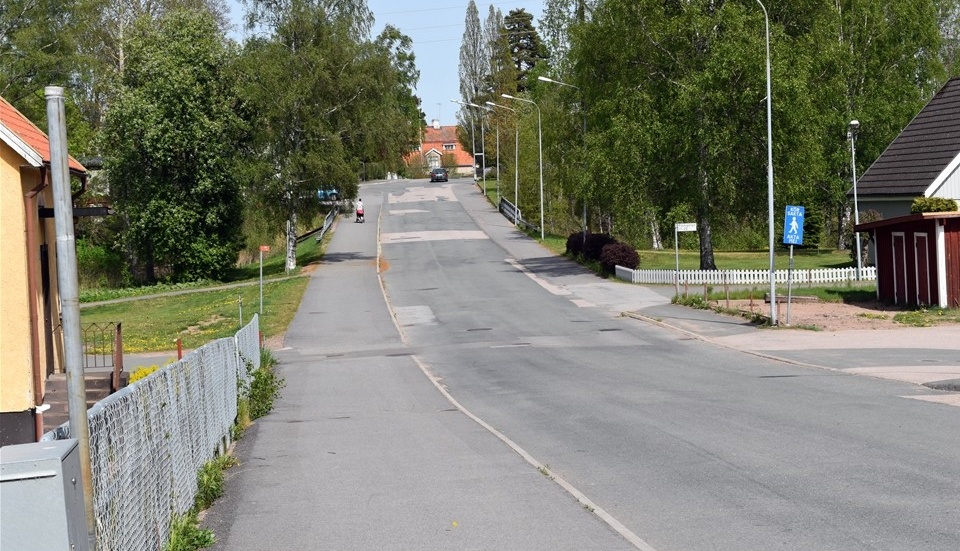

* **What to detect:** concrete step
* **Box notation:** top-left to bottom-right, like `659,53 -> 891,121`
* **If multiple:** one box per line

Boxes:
43,372 -> 127,434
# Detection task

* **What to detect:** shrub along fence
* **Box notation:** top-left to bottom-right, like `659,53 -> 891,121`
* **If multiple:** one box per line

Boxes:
42,315 -> 261,551
615,266 -> 878,286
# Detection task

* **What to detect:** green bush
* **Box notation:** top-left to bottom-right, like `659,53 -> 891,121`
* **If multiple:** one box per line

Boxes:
76,238 -> 130,289
910,197 -> 958,213
243,349 -> 284,420
165,512 -> 214,551
599,242 -> 640,274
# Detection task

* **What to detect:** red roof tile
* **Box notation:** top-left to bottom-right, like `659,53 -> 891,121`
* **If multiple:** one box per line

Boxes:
0,95 -> 86,173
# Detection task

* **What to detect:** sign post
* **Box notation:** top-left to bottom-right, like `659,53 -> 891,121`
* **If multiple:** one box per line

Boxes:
674,222 -> 698,296
782,206 -> 805,325
259,245 -> 270,317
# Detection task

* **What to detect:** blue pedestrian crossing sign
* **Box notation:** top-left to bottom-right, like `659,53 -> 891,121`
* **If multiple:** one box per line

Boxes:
783,205 -> 805,245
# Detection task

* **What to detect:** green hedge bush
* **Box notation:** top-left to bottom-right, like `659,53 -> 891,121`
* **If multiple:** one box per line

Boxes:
910,197 -> 958,213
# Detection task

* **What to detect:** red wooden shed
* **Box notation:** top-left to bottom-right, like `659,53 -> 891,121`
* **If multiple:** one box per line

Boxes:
856,212 -> 960,308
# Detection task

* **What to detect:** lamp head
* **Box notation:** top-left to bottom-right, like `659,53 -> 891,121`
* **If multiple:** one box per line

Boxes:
848,119 -> 860,131
502,93 -> 515,99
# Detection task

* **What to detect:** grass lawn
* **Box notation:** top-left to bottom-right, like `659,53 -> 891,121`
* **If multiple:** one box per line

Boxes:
638,248 -> 854,271
81,277 -> 310,352
79,224 -> 332,352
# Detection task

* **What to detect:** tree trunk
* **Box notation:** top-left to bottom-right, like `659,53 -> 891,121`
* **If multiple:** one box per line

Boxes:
285,213 -> 298,273
650,214 -> 663,250
837,204 -> 849,249
697,141 -> 717,270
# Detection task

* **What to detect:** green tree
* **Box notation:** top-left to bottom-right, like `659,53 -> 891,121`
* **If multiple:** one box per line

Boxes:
505,8 -> 547,92
457,0 -> 485,158
103,9 -> 244,282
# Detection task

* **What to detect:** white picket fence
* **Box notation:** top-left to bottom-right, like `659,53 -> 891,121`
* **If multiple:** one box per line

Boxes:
615,265 -> 877,286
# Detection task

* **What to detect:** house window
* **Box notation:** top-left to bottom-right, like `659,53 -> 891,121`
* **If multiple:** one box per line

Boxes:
443,143 -> 455,151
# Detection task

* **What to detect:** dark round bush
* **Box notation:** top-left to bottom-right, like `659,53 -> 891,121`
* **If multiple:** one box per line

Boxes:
566,231 -> 589,256
599,242 -> 640,274
582,233 -> 616,262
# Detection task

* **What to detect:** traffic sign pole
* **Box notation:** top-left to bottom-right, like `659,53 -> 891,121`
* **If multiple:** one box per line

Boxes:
674,223 -> 697,296
782,206 -> 804,325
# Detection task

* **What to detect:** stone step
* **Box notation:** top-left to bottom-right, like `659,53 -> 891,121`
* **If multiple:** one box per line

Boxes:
43,372 -> 128,434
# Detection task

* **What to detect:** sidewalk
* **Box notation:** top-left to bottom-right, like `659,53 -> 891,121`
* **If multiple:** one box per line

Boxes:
625,303 -> 960,401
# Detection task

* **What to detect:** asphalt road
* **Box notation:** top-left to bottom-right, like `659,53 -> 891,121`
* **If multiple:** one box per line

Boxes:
204,177 -> 960,551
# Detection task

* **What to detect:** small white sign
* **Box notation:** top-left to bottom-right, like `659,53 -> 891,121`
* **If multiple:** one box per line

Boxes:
675,223 -> 697,232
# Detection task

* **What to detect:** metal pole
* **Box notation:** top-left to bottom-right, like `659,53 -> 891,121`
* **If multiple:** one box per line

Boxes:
259,249 -> 264,315
675,225 -> 680,296
849,123 -> 862,280
486,101 -> 520,225
495,120 -> 500,204
514,124 -> 519,225
537,76 -> 588,243
756,0 -> 778,326
480,119 -> 486,193
46,86 -> 97,550
787,244 -> 794,325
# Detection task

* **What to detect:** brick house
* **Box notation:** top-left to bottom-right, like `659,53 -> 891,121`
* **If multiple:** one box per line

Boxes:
407,120 -> 475,177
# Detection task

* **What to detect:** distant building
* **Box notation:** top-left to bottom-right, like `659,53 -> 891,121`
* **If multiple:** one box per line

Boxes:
406,120 -> 474,177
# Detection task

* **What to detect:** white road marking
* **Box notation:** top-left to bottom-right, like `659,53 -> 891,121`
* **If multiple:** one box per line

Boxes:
505,258 -> 572,296
389,209 -> 430,215
388,184 -> 457,203
381,230 -> 489,244
901,394 -> 960,407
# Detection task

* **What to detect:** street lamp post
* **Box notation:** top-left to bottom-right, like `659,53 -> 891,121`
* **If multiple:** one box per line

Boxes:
848,119 -> 862,280
538,76 -> 588,242
503,93 -> 544,240
450,99 -> 477,179
755,0 -> 777,326
467,102 -> 490,196
487,101 -> 519,226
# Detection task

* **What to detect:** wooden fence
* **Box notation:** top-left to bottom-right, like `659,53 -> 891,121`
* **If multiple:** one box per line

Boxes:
615,266 -> 877,286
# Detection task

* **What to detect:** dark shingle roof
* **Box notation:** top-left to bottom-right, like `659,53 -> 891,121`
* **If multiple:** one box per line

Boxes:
856,77 -> 960,197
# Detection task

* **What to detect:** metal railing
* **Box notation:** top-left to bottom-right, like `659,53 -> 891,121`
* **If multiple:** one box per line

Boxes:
81,321 -> 124,392
43,315 -> 260,551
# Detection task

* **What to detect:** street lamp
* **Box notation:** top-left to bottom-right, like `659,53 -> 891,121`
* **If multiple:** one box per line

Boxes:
755,0 -> 777,326
487,101 -> 520,226
848,119 -> 862,279
467,101 -> 489,195
450,99 -> 477,179
502,93 -> 544,240
538,75 -> 588,244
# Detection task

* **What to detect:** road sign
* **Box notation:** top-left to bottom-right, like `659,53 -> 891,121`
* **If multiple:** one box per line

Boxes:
675,222 -> 697,232
259,245 -> 270,252
783,205 -> 805,245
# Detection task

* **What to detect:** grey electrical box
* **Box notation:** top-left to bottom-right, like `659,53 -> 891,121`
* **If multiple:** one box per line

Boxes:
1,438 -> 90,551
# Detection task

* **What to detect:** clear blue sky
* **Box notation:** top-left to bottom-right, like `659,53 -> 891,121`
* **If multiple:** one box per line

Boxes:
226,1 -> 545,127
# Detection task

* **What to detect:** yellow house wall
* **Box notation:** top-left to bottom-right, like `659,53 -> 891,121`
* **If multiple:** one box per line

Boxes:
0,142 -> 37,413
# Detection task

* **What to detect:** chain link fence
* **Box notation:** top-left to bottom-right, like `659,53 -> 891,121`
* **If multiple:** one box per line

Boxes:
43,315 -> 261,551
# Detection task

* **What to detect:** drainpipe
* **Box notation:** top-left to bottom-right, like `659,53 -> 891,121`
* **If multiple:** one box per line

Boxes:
25,174 -> 47,441
46,85 -> 97,549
